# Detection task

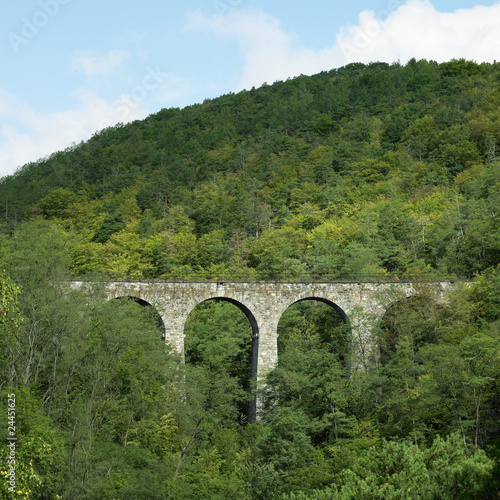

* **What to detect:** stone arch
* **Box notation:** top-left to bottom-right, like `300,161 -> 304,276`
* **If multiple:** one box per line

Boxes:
183,296 -> 260,423
293,297 -> 350,325
277,296 -> 352,369
185,296 -> 259,336
109,295 -> 166,340
377,291 -> 442,365
277,295 -> 351,331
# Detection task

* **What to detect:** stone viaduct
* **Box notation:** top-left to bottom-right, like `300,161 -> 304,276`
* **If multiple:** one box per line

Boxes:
69,279 -> 457,382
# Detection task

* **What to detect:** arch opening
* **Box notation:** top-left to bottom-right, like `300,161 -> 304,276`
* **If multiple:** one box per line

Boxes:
277,298 -> 351,370
183,298 -> 258,423
270,298 -> 352,444
110,296 -> 166,341
378,294 -> 442,366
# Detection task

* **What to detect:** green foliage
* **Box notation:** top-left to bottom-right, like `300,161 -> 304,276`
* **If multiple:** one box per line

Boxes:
379,290 -> 440,365
2,60 -> 500,280
334,433 -> 494,499
283,434 -> 495,500
2,60 -> 500,497
184,300 -> 253,421
0,270 -> 22,386
38,187 -> 79,220
92,212 -> 125,243
0,225 -> 180,498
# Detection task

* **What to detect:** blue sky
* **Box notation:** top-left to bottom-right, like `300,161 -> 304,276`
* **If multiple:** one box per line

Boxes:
1,0 -> 500,178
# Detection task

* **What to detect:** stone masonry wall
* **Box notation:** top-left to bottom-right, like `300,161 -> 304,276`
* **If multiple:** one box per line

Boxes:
69,279 -> 455,376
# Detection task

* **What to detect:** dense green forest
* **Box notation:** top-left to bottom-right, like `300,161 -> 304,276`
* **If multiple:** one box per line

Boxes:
1,59 -> 500,498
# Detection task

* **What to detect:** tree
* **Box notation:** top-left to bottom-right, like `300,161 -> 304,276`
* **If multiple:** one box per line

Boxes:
283,433 -> 496,500
0,271 -> 22,387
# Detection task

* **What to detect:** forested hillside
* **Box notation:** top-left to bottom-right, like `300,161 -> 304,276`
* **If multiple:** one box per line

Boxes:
1,59 -> 500,498
2,58 -> 500,280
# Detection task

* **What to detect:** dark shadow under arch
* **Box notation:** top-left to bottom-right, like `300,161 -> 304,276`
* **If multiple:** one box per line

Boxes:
184,297 -> 259,423
278,297 -> 352,369
378,294 -> 441,365
196,297 -> 259,336
293,297 -> 350,325
110,296 -> 166,341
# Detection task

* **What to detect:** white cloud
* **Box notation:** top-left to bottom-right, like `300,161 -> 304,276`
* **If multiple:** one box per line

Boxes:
154,73 -> 193,106
185,9 -> 344,90
0,87 -> 147,178
70,49 -> 130,77
118,31 -> 147,43
337,0 -> 500,64
3,1 -> 500,179
0,64 -> 189,178
187,0 -> 500,92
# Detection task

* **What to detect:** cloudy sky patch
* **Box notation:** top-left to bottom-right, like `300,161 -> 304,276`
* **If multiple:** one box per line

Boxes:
1,0 -> 499,178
